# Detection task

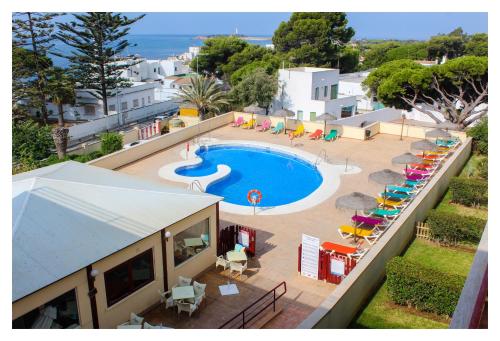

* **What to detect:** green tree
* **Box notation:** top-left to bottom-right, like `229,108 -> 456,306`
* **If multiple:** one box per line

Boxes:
338,47 -> 360,73
467,117 -> 488,154
229,52 -> 282,85
12,119 -> 54,173
427,28 -> 466,60
230,68 -> 278,114
100,132 -> 123,154
12,12 -> 60,124
46,67 -> 76,159
272,12 -> 355,67
360,42 -> 401,69
190,36 -> 248,77
55,12 -> 145,116
464,33 -> 488,57
363,56 -> 488,128
221,45 -> 271,80
176,75 -> 230,120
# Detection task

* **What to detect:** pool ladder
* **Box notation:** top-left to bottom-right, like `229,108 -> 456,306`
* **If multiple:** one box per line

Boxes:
188,180 -> 204,192
314,149 -> 328,167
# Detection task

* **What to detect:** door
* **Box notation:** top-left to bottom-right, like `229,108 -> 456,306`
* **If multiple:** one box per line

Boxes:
297,110 -> 303,121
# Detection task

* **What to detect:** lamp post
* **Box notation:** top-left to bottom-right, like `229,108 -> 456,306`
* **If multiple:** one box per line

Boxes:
400,113 -> 407,141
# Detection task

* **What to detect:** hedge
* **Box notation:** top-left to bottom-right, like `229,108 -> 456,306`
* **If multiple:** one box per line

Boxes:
386,257 -> 465,316
427,210 -> 486,244
449,177 -> 488,207
100,132 -> 123,155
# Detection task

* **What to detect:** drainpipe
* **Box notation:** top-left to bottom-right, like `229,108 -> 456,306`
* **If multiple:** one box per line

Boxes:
85,265 -> 100,329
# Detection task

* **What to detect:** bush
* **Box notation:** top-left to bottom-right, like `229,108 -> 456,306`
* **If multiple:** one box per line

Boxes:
100,132 -> 123,155
386,257 -> 465,316
467,117 -> 487,154
427,210 -> 486,244
477,158 -> 488,180
449,177 -> 488,206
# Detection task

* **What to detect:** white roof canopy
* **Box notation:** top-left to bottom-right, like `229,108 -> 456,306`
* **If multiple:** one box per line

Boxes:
12,161 -> 221,302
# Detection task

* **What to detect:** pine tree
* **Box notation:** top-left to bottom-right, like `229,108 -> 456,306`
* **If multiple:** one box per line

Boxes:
12,12 -> 60,124
55,12 -> 145,116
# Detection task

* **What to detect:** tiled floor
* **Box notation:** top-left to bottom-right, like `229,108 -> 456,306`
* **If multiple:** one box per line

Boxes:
119,125 -> 419,328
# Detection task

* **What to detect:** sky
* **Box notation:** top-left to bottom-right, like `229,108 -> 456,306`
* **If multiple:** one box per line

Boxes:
53,12 -> 488,40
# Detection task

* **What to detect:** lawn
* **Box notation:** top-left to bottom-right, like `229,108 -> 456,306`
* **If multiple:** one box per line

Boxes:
350,239 -> 474,329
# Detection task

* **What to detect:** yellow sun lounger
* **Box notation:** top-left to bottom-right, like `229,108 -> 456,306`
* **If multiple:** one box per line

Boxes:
377,197 -> 406,208
289,124 -> 304,138
338,225 -> 383,245
241,118 -> 256,129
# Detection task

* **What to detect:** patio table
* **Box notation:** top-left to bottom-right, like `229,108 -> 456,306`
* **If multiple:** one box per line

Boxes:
351,215 -> 383,226
172,286 -> 195,301
184,237 -> 204,247
321,242 -> 357,255
226,250 -> 247,262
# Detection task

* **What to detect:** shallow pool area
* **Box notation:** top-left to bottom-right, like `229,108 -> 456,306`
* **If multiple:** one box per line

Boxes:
176,145 -> 323,206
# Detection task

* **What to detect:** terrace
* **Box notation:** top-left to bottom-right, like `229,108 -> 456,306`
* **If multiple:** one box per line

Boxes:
109,114 -> 462,328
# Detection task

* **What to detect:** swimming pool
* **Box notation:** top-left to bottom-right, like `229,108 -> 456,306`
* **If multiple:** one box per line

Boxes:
175,145 -> 323,207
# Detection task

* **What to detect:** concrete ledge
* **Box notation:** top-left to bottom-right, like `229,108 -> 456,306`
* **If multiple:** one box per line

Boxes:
297,137 -> 472,329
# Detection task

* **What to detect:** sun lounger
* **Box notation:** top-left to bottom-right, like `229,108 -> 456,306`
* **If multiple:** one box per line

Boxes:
387,185 -> 417,194
352,214 -> 384,226
309,129 -> 323,140
242,118 -> 256,129
369,208 -> 401,219
289,124 -> 305,138
231,116 -> 244,127
377,197 -> 406,209
406,168 -> 432,176
380,191 -> 412,200
338,225 -> 383,245
409,163 -> 435,170
324,129 -> 338,141
405,179 -> 425,188
256,119 -> 271,132
406,173 -> 429,181
271,122 -> 284,134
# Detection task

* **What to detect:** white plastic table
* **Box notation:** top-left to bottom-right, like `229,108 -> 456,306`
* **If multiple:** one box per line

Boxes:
172,285 -> 195,301
219,284 -> 239,296
226,250 -> 247,262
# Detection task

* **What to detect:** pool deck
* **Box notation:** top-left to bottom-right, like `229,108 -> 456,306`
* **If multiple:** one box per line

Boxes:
117,124 -> 419,328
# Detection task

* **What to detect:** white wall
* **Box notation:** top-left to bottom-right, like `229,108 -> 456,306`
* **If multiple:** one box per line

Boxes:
331,108 -> 403,127
339,81 -> 373,111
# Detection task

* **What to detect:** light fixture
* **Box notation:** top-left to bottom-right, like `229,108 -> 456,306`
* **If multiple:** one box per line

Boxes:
90,269 -> 99,278
164,231 -> 172,240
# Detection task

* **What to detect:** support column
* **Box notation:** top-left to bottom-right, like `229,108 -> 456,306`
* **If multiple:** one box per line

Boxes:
160,229 -> 169,292
85,265 -> 99,329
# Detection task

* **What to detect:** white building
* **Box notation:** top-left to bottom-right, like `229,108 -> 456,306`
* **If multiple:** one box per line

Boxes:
121,57 -> 191,83
338,71 -> 385,112
272,67 -> 357,121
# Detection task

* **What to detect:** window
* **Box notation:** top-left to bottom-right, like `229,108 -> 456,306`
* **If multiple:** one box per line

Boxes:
314,87 -> 319,100
297,110 -> 303,121
121,101 -> 128,111
13,289 -> 79,329
324,86 -> 328,98
84,105 -> 95,115
148,96 -> 151,104
142,98 -> 145,106
330,84 -> 338,100
341,105 -> 354,118
108,104 -> 116,112
104,249 -> 154,307
133,99 -> 139,108
310,112 -> 316,121
173,219 -> 210,267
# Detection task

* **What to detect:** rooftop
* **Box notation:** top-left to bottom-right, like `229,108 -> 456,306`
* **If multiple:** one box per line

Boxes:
116,123 -> 420,328
12,161 -> 221,302
286,67 -> 336,73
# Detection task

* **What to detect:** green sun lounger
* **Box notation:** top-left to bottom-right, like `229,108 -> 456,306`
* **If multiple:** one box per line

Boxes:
324,129 -> 338,141
387,185 -> 415,194
380,191 -> 412,200
271,122 -> 284,134
370,208 -> 401,218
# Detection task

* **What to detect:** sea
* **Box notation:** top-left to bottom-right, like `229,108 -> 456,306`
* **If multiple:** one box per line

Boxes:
51,34 -> 273,68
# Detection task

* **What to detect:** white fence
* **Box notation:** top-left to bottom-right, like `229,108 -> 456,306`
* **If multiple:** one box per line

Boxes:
67,101 -> 178,142
331,108 -> 403,127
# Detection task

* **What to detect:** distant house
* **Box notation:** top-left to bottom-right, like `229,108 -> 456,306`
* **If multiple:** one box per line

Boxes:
12,161 -> 222,329
121,57 -> 191,82
271,67 -> 358,121
338,71 -> 385,112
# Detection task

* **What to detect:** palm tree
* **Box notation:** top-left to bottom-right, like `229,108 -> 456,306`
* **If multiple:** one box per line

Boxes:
46,67 -> 75,159
176,75 -> 229,121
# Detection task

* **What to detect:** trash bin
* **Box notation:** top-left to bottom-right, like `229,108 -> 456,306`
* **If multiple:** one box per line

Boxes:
365,130 -> 371,140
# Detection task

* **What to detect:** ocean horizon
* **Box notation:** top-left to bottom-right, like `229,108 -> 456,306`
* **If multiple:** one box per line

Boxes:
51,34 -> 273,68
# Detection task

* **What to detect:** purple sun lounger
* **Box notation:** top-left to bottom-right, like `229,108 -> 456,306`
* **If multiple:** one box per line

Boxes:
352,215 -> 384,226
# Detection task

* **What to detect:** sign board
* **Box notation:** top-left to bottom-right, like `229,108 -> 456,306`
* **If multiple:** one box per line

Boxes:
331,259 -> 345,276
238,230 -> 250,248
301,234 -> 320,280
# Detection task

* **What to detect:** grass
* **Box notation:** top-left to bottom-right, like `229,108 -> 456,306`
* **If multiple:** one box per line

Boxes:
350,239 -> 474,329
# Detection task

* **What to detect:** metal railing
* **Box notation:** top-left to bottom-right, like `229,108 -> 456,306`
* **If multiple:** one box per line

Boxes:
314,149 -> 327,167
219,281 -> 287,329
188,180 -> 204,192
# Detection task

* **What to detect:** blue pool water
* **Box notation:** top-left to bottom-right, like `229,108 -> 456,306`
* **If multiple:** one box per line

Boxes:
175,145 -> 323,206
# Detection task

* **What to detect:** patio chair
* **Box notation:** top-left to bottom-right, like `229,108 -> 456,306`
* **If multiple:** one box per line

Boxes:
118,312 -> 144,328
271,122 -> 285,134
324,129 -> 338,141
256,119 -> 271,132
193,281 -> 207,301
308,129 -> 323,140
215,255 -> 230,270
242,118 -> 256,129
289,124 -> 305,138
176,302 -> 197,317
144,322 -> 173,329
229,261 -> 248,278
158,289 -> 175,310
178,276 -> 192,287
231,116 -> 244,127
